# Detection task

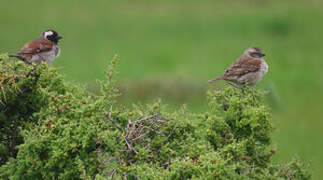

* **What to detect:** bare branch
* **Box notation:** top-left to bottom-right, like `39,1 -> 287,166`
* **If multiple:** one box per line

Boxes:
104,106 -> 122,131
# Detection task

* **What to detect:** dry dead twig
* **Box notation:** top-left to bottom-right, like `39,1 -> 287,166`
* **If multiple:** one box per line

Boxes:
105,106 -> 176,157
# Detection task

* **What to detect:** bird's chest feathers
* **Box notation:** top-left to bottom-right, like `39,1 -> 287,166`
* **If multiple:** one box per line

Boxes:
54,46 -> 60,57
260,60 -> 268,75
32,45 -> 60,63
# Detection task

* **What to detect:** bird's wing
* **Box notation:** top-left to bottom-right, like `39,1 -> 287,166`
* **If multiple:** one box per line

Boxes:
224,57 -> 262,77
18,39 -> 54,57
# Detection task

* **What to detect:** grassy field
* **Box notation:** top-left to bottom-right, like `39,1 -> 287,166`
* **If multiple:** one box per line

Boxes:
1,0 -> 323,179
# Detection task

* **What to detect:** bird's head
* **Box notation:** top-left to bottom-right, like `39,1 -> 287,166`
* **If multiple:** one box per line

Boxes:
244,47 -> 265,58
42,30 -> 62,44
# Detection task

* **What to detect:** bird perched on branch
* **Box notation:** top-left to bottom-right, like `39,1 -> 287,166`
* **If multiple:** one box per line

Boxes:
9,30 -> 62,64
209,47 -> 268,88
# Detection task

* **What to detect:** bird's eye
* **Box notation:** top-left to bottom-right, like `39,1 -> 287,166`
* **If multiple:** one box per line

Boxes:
250,52 -> 263,58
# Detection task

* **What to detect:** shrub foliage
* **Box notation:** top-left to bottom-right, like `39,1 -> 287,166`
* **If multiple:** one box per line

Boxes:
0,54 -> 310,179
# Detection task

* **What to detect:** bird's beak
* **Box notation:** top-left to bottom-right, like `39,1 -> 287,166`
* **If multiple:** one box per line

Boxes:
261,53 -> 265,57
56,35 -> 63,40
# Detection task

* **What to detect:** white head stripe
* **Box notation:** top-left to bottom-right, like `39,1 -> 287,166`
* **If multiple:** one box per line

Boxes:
44,31 -> 53,37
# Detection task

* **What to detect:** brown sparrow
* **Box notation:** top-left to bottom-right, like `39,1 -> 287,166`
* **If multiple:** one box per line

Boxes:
9,30 -> 62,64
209,47 -> 268,88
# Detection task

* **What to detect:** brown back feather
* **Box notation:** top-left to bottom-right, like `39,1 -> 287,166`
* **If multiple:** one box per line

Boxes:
18,39 -> 54,55
224,56 -> 262,78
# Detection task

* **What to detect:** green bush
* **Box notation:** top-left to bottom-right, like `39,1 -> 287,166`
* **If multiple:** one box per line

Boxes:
0,54 -> 310,179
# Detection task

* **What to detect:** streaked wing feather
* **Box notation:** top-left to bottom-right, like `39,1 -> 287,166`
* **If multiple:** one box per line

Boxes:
18,39 -> 53,55
224,57 -> 261,77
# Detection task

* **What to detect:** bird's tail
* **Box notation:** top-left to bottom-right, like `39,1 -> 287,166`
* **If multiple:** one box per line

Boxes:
9,54 -> 23,59
208,76 -> 225,84
9,54 -> 31,64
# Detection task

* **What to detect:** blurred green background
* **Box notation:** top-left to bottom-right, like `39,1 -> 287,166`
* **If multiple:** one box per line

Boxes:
1,0 -> 323,179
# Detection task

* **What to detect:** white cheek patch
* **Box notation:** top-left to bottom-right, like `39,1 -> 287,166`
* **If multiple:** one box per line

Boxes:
44,31 -> 53,38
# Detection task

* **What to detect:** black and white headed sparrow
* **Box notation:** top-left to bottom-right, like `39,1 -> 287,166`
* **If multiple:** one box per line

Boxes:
10,30 -> 62,64
209,47 -> 268,88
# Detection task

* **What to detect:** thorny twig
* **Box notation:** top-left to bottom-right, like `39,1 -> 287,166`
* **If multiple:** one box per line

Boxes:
110,168 -> 116,179
104,106 -> 122,131
105,106 -> 176,157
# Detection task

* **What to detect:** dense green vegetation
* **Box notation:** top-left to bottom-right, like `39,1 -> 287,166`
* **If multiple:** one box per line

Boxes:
1,0 -> 322,178
0,55 -> 310,179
